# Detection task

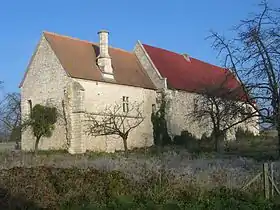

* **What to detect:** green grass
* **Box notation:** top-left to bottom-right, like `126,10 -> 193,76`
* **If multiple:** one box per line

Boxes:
226,136 -> 279,161
59,188 -> 280,210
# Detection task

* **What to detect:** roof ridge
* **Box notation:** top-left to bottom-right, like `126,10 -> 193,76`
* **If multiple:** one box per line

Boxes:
143,43 -> 184,56
190,57 -> 227,71
143,43 -> 227,71
43,31 -> 133,54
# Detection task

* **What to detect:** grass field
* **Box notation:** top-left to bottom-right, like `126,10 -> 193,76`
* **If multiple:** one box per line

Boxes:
0,136 -> 279,209
0,142 -> 15,152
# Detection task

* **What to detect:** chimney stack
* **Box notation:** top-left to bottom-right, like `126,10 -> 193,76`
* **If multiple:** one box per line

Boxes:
97,30 -> 114,80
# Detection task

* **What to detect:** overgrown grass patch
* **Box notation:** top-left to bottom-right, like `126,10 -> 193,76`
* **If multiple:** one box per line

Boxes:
226,136 -> 279,161
0,167 -> 279,209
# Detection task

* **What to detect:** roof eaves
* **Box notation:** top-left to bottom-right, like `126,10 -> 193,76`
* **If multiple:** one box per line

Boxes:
71,76 -> 157,90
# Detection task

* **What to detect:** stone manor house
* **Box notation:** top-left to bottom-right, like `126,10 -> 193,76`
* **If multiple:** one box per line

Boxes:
20,30 -> 259,154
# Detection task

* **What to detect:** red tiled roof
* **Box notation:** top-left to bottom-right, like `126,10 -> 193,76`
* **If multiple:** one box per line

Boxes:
142,44 -> 248,100
20,32 -> 156,90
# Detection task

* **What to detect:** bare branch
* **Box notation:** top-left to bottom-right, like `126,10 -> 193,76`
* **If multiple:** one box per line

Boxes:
85,101 -> 145,153
207,1 -> 280,152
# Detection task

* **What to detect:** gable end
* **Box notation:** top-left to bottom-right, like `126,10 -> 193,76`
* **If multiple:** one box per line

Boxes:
134,41 -> 167,89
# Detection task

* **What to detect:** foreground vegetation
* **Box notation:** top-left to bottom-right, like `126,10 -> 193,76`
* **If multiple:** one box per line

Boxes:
0,166 -> 279,209
0,135 -> 279,209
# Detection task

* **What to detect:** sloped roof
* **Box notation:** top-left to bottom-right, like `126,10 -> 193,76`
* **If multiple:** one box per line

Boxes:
30,32 -> 156,89
142,44 -> 248,100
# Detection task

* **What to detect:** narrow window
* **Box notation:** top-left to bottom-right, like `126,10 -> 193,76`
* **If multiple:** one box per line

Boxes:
193,98 -> 198,112
152,104 -> 155,112
28,100 -> 32,116
122,96 -> 125,112
126,97 -> 129,112
122,96 -> 129,112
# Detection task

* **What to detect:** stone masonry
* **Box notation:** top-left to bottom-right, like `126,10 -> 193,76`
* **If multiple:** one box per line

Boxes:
21,35 -> 71,151
20,31 -> 259,154
134,42 -> 259,141
21,33 -> 156,153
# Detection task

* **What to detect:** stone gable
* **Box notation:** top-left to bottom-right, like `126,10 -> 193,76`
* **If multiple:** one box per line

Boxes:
21,35 -> 71,150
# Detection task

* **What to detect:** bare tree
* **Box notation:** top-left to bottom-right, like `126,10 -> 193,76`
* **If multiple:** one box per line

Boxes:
0,92 -> 21,142
191,77 -> 258,153
0,81 -> 5,108
85,101 -> 145,155
208,1 -> 280,154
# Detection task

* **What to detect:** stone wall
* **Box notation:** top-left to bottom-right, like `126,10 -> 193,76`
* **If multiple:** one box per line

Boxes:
21,35 -> 71,151
164,89 -> 259,140
66,81 -> 86,154
163,90 -> 211,139
134,42 -> 259,141
20,35 -> 157,154
134,42 -> 166,89
21,35 -> 259,154
74,79 -> 156,152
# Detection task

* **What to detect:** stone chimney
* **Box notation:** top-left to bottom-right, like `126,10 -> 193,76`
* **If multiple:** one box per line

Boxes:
97,30 -> 114,80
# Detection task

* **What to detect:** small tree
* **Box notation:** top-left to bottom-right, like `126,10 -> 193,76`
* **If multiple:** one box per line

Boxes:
85,101 -> 144,155
191,80 -> 258,153
23,104 -> 57,153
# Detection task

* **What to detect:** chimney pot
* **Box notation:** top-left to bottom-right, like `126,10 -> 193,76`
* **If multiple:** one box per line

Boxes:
97,30 -> 114,80
98,30 -> 110,58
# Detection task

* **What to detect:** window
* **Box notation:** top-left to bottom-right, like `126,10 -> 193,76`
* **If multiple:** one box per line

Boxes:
193,98 -> 198,112
28,100 -> 32,116
122,96 -> 129,112
152,104 -> 156,113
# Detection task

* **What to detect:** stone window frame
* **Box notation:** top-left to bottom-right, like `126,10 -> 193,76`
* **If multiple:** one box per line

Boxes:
122,96 -> 129,112
28,99 -> 32,117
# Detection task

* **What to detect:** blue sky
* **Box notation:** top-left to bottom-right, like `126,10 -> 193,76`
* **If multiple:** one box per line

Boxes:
0,0 -> 279,93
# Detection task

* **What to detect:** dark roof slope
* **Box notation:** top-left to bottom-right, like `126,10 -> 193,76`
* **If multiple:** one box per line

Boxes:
143,44 -> 248,100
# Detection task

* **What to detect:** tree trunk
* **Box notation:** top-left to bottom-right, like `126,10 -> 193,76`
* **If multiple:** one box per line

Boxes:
34,136 -> 40,155
214,132 -> 224,154
122,137 -> 128,157
157,133 -> 163,154
277,123 -> 280,158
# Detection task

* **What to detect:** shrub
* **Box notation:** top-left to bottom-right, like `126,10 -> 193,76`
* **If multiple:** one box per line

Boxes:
0,187 -> 41,210
0,167 -> 134,209
23,104 -> 58,153
173,130 -> 200,152
0,167 -> 279,209
199,132 -> 216,152
151,92 -> 172,147
235,127 -> 255,140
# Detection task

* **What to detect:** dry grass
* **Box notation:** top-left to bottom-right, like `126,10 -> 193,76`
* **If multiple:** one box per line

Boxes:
0,136 -> 279,192
0,145 -> 279,192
